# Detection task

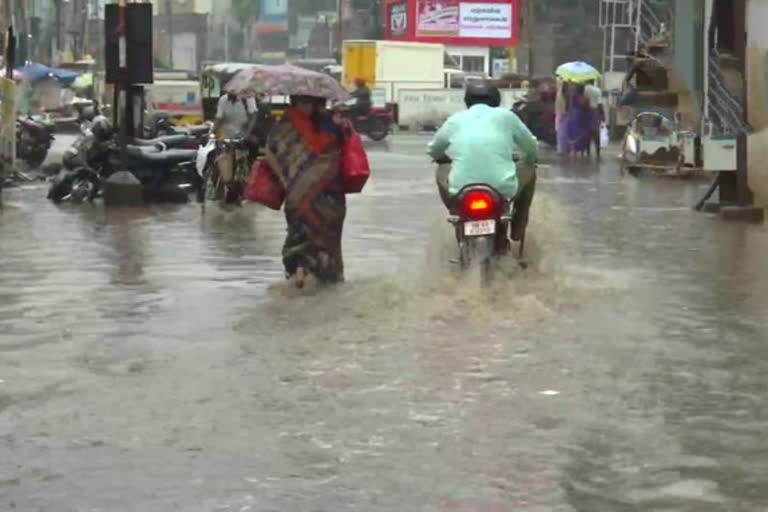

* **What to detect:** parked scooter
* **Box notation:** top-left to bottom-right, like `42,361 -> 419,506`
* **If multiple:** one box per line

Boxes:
16,116 -> 55,168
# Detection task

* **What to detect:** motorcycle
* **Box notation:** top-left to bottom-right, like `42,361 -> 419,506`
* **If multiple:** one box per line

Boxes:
144,113 -> 213,143
512,100 -> 556,148
49,130 -> 200,204
48,125 -> 102,203
16,116 -> 55,168
195,137 -> 252,208
444,159 -> 529,281
131,133 -> 201,150
337,103 -> 393,141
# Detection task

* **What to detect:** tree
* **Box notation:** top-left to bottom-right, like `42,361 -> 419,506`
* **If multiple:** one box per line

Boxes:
231,0 -> 260,26
231,0 -> 260,60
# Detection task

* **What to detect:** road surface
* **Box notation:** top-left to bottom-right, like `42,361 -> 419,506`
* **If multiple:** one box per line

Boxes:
1,134 -> 768,511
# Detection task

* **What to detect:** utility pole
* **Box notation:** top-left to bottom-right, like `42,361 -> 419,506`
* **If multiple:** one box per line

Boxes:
525,0 -> 535,78
337,0 -> 345,58
166,0 -> 174,68
224,17 -> 229,61
54,0 -> 62,64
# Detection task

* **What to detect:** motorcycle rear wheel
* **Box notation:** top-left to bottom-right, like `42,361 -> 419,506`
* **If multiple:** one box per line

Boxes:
366,119 -> 389,141
460,236 -> 495,284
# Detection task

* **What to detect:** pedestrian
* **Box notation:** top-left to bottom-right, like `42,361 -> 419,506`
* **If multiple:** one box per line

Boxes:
565,84 -> 592,157
555,79 -> 569,155
584,79 -> 604,157
261,95 -> 348,287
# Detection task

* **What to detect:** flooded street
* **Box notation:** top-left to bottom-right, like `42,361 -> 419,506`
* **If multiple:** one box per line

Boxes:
2,134 -> 768,511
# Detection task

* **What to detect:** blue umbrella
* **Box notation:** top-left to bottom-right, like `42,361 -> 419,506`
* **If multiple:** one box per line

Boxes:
18,63 -> 78,86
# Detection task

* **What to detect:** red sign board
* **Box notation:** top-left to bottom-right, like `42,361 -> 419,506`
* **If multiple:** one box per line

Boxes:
385,0 -> 518,47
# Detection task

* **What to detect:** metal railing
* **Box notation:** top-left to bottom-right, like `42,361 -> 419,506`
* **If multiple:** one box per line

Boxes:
707,50 -> 752,135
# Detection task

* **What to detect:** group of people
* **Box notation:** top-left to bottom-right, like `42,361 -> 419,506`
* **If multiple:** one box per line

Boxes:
218,79 -> 537,290
555,79 -> 604,157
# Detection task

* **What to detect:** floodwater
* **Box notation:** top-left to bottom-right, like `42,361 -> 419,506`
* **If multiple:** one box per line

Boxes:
2,134 -> 768,511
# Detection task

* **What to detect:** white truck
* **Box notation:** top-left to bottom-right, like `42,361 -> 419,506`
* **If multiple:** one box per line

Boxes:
342,40 -> 447,104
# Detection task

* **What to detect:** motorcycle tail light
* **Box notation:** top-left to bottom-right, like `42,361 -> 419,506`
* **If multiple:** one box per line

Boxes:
462,190 -> 496,219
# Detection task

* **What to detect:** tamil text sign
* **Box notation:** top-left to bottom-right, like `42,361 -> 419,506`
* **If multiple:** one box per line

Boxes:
459,3 -> 512,39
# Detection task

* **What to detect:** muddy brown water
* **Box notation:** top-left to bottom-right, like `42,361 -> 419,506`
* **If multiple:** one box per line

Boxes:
2,135 -> 768,511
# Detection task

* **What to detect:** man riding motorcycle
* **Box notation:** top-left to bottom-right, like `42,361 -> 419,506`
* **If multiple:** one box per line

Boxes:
350,77 -> 372,117
427,82 -> 539,242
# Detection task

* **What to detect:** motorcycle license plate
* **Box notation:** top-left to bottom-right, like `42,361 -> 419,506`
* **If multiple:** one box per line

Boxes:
463,220 -> 496,236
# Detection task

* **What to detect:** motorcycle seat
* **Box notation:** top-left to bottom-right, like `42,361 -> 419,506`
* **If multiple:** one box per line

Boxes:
177,125 -> 211,137
132,134 -> 192,147
127,148 -> 198,167
125,144 -> 162,157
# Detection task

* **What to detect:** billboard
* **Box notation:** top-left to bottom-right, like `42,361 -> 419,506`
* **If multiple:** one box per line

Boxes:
256,0 -> 288,34
416,0 -> 459,37
385,0 -> 518,47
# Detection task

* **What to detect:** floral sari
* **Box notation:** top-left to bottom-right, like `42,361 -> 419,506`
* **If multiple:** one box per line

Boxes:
263,108 -> 346,283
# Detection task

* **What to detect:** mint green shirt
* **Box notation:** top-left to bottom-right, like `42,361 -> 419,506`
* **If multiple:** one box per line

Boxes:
427,104 -> 539,199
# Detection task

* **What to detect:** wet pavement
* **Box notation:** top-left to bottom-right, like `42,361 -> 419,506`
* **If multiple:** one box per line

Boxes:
2,134 -> 768,511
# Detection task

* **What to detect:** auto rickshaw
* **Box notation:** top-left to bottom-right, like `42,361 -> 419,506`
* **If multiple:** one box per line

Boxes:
620,111 -> 700,177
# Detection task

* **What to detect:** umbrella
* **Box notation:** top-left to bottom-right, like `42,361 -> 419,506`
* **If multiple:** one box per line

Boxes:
555,61 -> 601,83
223,64 -> 350,102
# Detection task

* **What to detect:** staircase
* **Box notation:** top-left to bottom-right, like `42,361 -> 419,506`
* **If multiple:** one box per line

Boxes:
605,0 -> 750,137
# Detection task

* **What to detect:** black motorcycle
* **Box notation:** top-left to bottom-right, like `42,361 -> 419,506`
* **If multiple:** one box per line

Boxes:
144,113 -> 213,142
17,116 -> 55,168
48,135 -> 200,204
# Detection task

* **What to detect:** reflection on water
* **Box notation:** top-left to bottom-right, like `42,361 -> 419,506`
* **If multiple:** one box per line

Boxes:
1,140 -> 768,511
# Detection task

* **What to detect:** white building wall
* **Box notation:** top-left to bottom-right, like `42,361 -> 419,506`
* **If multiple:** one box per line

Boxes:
744,0 -> 768,205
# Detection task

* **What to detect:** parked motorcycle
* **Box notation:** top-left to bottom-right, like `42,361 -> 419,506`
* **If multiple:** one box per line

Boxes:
49,122 -> 201,204
16,116 -> 55,168
132,133 -> 200,150
144,113 -> 213,143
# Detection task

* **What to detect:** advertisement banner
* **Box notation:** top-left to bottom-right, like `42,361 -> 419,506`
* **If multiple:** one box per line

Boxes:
389,2 -> 409,38
0,78 -> 16,173
416,0 -> 460,37
256,0 -> 288,33
385,0 -> 519,47
459,2 -> 512,39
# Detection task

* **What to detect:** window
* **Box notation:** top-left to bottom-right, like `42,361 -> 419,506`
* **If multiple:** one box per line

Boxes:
447,54 -> 462,68
462,56 -> 485,73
